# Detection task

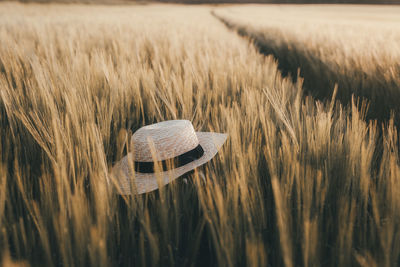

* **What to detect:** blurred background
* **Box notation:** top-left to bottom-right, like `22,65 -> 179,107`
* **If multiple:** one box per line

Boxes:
11,0 -> 400,5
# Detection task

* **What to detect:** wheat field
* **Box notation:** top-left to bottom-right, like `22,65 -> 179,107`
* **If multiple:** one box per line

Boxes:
0,2 -> 400,267
214,5 -> 400,125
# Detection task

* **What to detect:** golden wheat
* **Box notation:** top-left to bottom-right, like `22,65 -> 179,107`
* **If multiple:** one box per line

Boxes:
0,3 -> 399,267
214,5 -> 400,125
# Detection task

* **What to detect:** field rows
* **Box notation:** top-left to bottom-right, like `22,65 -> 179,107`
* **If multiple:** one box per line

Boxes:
214,5 -> 400,125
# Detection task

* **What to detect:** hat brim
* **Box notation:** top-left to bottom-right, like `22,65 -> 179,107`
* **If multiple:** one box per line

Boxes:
110,132 -> 227,195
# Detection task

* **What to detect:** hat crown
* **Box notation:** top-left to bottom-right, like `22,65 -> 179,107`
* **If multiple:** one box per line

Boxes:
131,120 -> 199,162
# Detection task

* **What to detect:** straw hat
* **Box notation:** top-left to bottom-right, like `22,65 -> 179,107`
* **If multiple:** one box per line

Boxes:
110,120 -> 227,195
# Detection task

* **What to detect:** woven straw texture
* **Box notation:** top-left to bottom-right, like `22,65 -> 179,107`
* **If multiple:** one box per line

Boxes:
110,120 -> 227,195
131,120 -> 199,162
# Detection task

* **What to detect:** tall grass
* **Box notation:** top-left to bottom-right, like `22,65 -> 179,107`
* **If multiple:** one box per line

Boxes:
0,3 -> 399,266
214,5 -> 400,125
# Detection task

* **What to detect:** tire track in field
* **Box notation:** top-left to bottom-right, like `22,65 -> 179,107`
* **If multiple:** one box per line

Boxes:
212,10 -> 400,127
